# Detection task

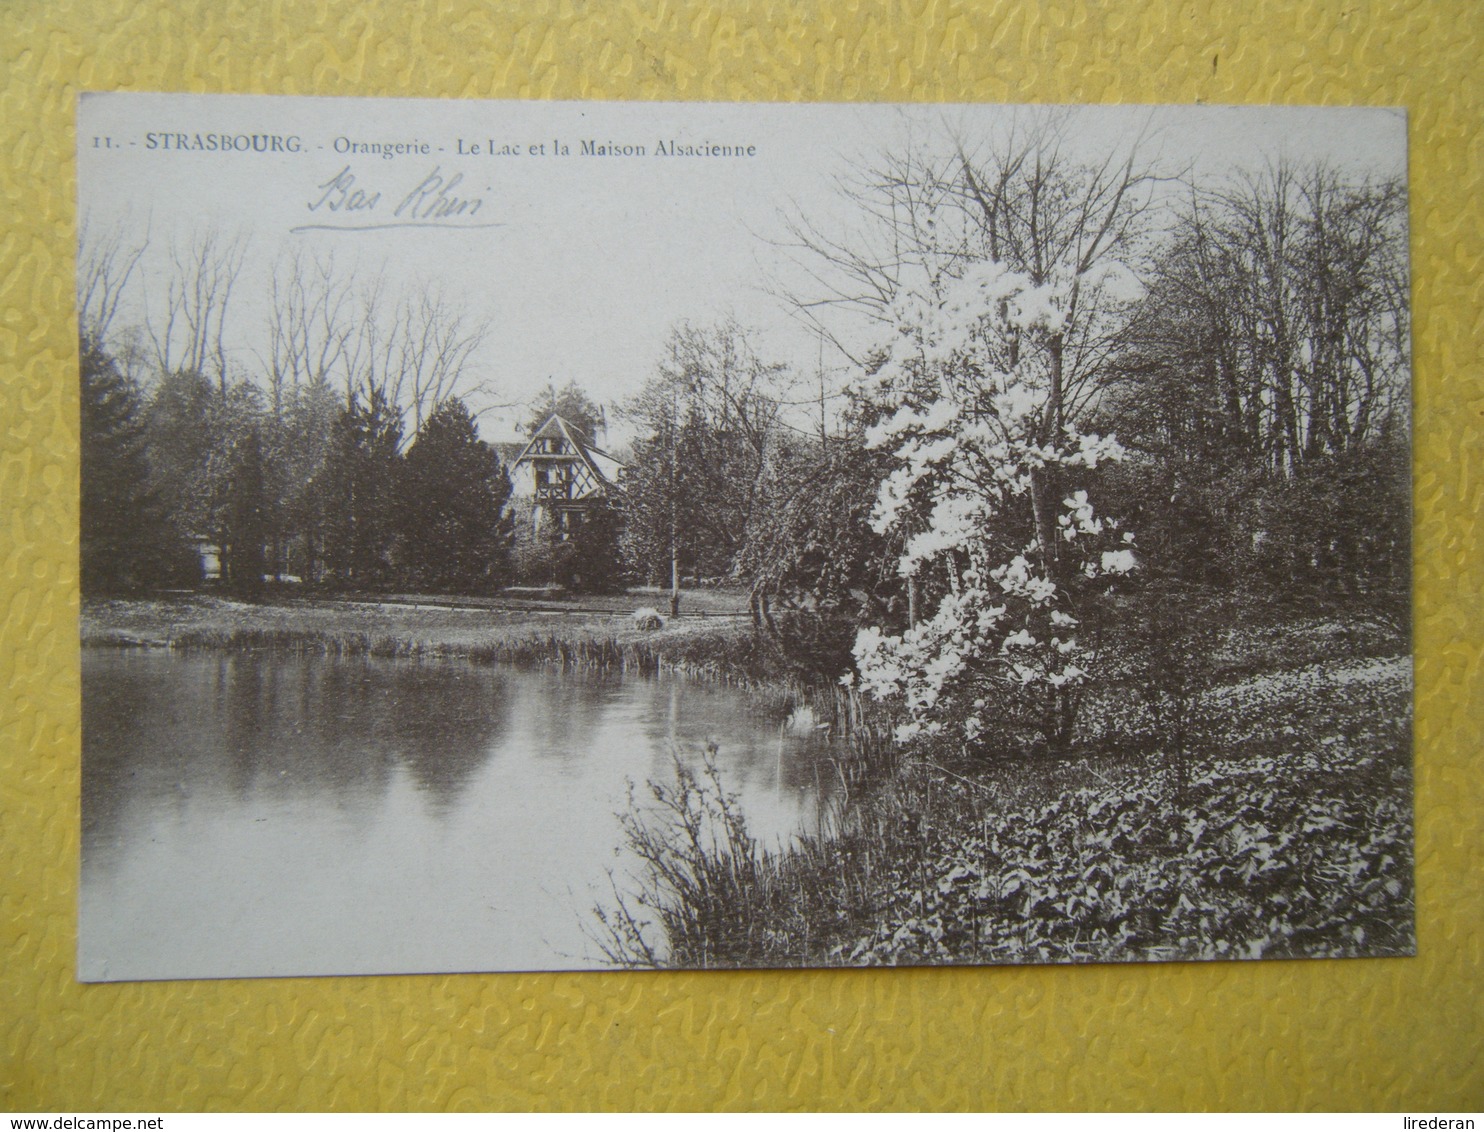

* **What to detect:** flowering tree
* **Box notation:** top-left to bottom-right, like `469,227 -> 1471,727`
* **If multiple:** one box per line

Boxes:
849,261 -> 1139,752
812,122 -> 1157,754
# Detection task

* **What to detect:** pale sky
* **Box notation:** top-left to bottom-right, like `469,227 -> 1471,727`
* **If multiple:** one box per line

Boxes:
78,94 -> 1406,445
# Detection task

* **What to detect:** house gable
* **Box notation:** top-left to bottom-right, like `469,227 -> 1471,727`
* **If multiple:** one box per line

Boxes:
509,414 -> 625,529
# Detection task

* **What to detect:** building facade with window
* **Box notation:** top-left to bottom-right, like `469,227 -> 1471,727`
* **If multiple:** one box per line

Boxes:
508,414 -> 625,536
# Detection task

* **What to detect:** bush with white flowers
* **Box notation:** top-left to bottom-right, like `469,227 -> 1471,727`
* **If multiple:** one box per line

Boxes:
851,260 -> 1137,752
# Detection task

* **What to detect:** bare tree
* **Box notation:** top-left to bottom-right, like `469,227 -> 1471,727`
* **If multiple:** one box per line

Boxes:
146,228 -> 248,394
78,215 -> 148,347
386,285 -> 492,438
1132,162 -> 1409,478
327,277 -> 492,443
772,138 -> 962,362
338,274 -> 391,409
262,247 -> 358,416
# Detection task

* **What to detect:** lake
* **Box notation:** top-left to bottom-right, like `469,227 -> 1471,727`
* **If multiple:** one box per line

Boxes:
79,649 -> 836,980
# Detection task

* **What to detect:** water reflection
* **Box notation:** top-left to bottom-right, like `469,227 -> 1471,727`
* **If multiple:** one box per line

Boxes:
80,649 -> 833,980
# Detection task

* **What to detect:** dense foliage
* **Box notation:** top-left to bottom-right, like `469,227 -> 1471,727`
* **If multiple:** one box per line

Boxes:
79,337 -> 186,592
596,130 -> 1412,971
77,236 -> 505,597
79,335 -> 518,595
399,399 -> 513,593
600,626 -> 1412,968
524,379 -> 607,444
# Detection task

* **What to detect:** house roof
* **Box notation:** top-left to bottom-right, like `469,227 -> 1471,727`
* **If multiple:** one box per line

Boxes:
511,414 -> 626,490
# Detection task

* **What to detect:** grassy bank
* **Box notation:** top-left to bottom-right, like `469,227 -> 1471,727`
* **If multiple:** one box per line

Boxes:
80,592 -> 820,693
597,616 -> 1414,968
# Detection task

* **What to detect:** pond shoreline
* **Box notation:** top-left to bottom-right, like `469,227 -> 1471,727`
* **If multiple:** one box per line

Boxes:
83,594 -> 1415,971
80,640 -> 841,979
80,592 -> 828,700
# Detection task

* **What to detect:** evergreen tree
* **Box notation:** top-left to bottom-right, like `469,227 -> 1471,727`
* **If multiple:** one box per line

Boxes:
141,367 -> 217,539
80,337 -> 181,593
258,376 -> 340,581
221,429 -> 268,594
525,380 -> 605,442
317,389 -> 404,588
400,399 -> 513,592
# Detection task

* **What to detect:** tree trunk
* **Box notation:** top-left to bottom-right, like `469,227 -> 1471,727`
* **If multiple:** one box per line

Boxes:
1032,334 -> 1067,581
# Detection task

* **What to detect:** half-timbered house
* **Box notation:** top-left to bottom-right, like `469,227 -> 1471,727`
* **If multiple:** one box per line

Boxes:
508,414 -> 625,536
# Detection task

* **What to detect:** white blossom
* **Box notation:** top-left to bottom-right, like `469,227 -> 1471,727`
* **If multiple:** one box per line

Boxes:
1001,627 -> 1037,650
846,249 -> 1138,749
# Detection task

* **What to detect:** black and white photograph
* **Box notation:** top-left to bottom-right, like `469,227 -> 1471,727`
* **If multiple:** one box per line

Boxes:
77,94 -> 1413,980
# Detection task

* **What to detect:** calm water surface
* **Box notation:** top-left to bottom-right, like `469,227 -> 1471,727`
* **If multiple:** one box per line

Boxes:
80,649 -> 835,980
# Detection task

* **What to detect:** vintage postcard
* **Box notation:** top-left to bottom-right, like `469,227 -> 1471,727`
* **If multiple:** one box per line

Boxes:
77,94 -> 1412,979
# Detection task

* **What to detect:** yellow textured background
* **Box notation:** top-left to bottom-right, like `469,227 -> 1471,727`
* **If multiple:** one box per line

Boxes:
2,0 -> 1480,1112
